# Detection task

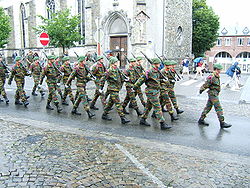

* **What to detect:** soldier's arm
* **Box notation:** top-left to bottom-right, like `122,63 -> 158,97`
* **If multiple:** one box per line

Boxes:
66,69 -> 76,85
134,74 -> 146,89
40,67 -> 46,85
200,75 -> 212,93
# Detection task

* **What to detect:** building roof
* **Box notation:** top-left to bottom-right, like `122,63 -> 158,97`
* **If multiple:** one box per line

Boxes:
219,26 -> 250,36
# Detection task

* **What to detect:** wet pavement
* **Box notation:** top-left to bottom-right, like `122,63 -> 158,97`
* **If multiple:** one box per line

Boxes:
0,73 -> 250,187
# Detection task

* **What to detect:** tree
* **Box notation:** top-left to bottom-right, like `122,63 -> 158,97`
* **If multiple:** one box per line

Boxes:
34,9 -> 83,53
0,7 -> 11,48
192,0 -> 219,57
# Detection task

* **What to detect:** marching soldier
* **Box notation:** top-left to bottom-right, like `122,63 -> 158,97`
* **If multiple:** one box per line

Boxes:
8,56 -> 30,107
54,56 -> 63,99
90,56 -> 107,110
66,56 -> 95,119
30,56 -> 45,97
122,58 -> 142,116
0,55 -> 9,104
60,56 -> 74,105
26,50 -> 34,69
198,63 -> 232,128
40,55 -> 62,113
101,57 -> 130,124
134,58 -> 172,130
165,61 -> 184,114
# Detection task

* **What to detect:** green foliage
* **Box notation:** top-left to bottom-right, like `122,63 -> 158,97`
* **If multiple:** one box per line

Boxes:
192,0 -> 220,57
34,8 -> 83,52
0,7 -> 11,48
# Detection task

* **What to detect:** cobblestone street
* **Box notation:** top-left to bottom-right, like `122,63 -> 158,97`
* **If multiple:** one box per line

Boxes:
0,114 -> 249,188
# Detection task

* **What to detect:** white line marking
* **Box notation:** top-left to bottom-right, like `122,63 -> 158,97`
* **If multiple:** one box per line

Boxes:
180,79 -> 198,86
115,143 -> 167,188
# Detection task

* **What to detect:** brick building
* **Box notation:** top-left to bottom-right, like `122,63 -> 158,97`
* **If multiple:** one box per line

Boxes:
206,26 -> 250,73
0,0 -> 192,66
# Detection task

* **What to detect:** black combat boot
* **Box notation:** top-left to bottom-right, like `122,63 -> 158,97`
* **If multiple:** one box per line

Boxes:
32,91 -> 38,96
46,102 -> 54,110
135,108 -> 142,116
123,108 -> 130,114
121,116 -> 130,124
102,113 -> 112,121
90,105 -> 99,110
87,110 -> 95,119
25,95 -> 30,100
15,100 -> 23,105
0,98 -> 3,102
40,91 -> 45,97
62,99 -> 69,105
160,122 -> 172,130
162,107 -> 168,112
220,122 -> 232,129
140,118 -> 151,126
71,108 -> 81,115
4,97 -> 9,104
176,108 -> 184,114
151,111 -> 157,118
198,118 -> 209,126
170,113 -> 179,121
87,96 -> 92,102
55,103 -> 63,113
23,100 -> 29,107
128,102 -> 133,108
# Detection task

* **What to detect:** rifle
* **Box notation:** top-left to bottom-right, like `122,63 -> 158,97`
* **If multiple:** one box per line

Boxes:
140,51 -> 168,81
124,54 -> 142,77
131,53 -> 136,59
0,61 -> 11,72
20,52 -> 31,75
42,51 -> 63,75
162,54 -> 182,81
103,53 -> 129,82
73,51 -> 96,80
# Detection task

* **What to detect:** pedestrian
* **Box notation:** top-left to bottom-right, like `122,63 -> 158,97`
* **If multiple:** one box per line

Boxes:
101,57 -> 130,124
60,56 -> 75,105
8,56 -> 30,107
198,63 -> 232,128
122,58 -> 142,116
40,55 -> 63,113
134,58 -> 172,130
90,55 -> 107,110
0,55 -> 9,104
30,56 -> 45,97
224,62 -> 241,90
181,56 -> 191,79
194,58 -> 204,80
66,56 -> 95,118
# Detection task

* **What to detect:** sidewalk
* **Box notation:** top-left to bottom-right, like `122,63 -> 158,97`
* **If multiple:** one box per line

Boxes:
0,114 -> 249,187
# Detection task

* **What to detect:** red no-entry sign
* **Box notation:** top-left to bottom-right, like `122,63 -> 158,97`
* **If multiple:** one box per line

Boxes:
39,32 -> 50,46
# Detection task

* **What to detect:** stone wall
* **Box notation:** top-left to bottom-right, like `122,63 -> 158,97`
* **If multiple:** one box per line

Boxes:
28,0 -> 37,48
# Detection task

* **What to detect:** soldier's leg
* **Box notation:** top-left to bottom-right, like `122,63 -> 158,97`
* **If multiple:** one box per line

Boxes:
211,95 -> 224,123
122,86 -> 132,109
0,78 -> 8,104
77,87 -> 95,118
199,97 -> 213,125
136,87 -> 146,106
169,88 -> 184,114
160,91 -> 178,121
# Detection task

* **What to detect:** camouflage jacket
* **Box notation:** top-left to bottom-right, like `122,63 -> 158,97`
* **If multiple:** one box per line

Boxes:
134,67 -> 161,90
40,63 -> 58,84
200,72 -> 221,96
92,62 -> 106,87
102,66 -> 125,91
134,64 -> 145,78
60,63 -> 73,83
160,69 -> 171,91
0,61 -> 8,78
9,63 -> 29,82
125,65 -> 139,87
165,69 -> 176,88
30,62 -> 42,75
67,64 -> 91,87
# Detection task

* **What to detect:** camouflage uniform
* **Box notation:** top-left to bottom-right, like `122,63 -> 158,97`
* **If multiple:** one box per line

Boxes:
0,58 -> 9,103
60,57 -> 74,105
101,57 -> 130,124
8,57 -> 29,106
122,58 -> 142,116
26,53 -> 34,69
90,56 -> 107,109
54,58 -> 63,99
67,56 -> 95,118
198,64 -> 232,128
40,56 -> 62,112
30,57 -> 43,96
134,58 -> 171,130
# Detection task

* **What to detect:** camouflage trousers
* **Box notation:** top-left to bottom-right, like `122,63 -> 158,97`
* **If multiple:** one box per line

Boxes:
46,81 -> 59,105
200,94 -> 224,122
134,87 -> 146,106
74,86 -> 90,111
168,88 -> 178,109
32,74 -> 40,92
0,77 -> 7,98
141,88 -> 165,122
103,90 -> 124,117
122,86 -> 139,110
90,82 -> 106,107
62,78 -> 74,103
14,78 -> 27,102
160,89 -> 174,114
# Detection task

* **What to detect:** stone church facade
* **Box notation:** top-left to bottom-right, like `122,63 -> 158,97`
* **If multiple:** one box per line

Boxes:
0,0 -> 192,65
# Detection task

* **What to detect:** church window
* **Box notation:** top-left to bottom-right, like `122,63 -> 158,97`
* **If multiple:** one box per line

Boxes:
46,0 -> 55,19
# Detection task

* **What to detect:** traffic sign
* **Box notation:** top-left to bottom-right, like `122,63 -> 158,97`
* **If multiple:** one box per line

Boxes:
39,32 -> 50,46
